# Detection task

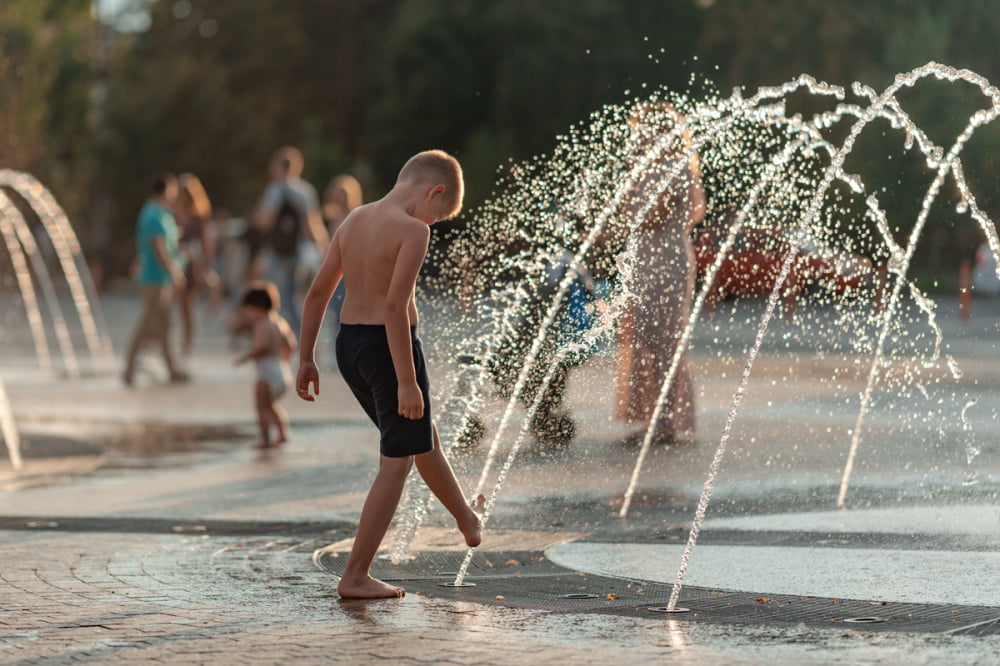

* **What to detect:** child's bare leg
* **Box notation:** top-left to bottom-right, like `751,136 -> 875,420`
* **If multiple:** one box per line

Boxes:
253,381 -> 273,448
338,454 -> 412,599
271,400 -> 290,444
414,423 -> 485,548
259,395 -> 289,446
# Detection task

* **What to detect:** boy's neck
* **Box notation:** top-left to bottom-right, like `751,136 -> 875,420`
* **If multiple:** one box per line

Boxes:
383,184 -> 422,217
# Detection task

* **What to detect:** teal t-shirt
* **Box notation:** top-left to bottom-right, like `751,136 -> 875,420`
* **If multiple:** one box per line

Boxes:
136,200 -> 183,285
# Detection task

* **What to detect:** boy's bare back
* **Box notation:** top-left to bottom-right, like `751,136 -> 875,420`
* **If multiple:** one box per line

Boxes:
335,201 -> 430,327
297,149 -> 464,410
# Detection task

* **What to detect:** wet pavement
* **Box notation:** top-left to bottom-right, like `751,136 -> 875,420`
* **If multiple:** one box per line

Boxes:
1,292 -> 999,663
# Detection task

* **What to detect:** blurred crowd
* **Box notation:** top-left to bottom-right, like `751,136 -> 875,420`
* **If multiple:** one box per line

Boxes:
123,145 -> 361,384
123,110 -> 705,450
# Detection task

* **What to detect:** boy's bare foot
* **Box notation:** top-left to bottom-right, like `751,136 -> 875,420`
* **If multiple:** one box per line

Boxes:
253,440 -> 276,450
459,494 -> 486,548
337,576 -> 405,599
275,434 -> 289,446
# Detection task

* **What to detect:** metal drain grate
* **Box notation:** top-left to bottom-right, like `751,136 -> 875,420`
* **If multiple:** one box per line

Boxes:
945,616 -> 1000,636
313,548 -> 1000,634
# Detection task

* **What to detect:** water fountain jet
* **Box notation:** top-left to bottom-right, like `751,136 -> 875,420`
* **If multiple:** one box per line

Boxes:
0,170 -> 112,469
381,64 -> 1000,615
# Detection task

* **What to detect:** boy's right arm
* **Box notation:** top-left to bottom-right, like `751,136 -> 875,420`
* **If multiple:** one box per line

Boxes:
296,234 -> 343,401
385,224 -> 430,420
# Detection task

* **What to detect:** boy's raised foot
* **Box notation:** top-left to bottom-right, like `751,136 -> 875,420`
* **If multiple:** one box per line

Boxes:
337,575 -> 405,599
460,494 -> 487,548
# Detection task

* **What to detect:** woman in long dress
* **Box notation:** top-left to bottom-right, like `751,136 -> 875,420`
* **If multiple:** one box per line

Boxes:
175,173 -> 217,356
617,104 -> 705,444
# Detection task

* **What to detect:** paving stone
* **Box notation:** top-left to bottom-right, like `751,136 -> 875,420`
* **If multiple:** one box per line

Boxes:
3,295 -> 1000,663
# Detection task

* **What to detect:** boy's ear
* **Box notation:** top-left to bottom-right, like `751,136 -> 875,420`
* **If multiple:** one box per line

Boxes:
428,184 -> 446,199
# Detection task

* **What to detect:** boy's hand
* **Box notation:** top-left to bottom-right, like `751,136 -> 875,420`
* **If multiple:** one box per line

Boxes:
397,382 -> 424,420
296,361 -> 320,401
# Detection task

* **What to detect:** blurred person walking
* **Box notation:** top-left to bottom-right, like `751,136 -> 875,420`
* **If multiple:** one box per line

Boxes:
253,146 -> 328,332
175,173 -> 219,356
123,172 -> 189,386
617,104 -> 704,444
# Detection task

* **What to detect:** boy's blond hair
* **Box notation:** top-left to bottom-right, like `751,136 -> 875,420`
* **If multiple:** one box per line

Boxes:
397,149 -> 464,220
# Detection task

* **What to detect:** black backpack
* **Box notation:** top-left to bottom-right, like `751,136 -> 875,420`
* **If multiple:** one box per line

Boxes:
269,185 -> 301,257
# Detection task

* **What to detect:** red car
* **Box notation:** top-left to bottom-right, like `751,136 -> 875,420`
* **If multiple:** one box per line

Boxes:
694,225 -> 875,314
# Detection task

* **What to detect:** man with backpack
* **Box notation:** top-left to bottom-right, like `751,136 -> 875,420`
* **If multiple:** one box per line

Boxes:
254,146 -> 328,331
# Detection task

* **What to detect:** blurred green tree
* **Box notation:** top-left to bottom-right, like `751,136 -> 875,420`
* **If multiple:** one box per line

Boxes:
696,0 -> 1000,279
12,0 -> 997,283
0,0 -> 95,221
98,0 -> 704,274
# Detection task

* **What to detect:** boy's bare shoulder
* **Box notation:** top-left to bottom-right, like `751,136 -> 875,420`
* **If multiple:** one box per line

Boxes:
346,202 -> 429,241
383,203 -> 430,234
336,202 -> 372,232
395,212 -> 431,242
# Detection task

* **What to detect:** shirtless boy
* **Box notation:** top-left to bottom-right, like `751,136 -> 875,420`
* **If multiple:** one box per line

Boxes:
296,150 -> 485,599
235,281 -> 296,449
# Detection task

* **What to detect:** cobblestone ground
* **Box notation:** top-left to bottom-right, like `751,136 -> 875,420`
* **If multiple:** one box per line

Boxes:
2,295 -> 1000,663
5,529 -> 999,665
5,530 -> 653,665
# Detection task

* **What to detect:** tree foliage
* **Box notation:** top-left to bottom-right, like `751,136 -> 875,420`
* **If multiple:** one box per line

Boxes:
0,0 -> 95,217
3,0 -> 1000,280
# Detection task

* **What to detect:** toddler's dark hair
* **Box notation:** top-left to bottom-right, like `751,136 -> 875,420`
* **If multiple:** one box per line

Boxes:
241,281 -> 279,311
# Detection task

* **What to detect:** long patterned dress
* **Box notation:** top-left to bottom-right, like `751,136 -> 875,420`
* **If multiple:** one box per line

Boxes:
617,149 -> 704,443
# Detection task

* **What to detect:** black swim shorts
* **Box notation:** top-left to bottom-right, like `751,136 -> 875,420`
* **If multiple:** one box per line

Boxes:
336,324 -> 434,457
